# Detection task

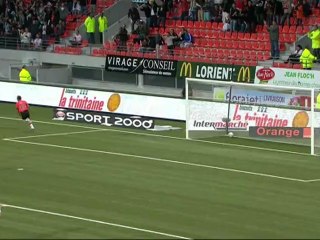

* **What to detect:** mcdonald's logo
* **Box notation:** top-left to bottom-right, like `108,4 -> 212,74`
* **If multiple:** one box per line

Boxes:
237,67 -> 251,83
180,62 -> 192,78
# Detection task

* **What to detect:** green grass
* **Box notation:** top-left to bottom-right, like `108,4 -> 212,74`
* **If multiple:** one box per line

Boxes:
1,103 -> 320,239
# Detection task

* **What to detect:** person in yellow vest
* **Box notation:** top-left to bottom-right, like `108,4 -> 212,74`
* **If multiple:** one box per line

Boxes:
98,12 -> 108,44
308,25 -> 320,60
316,93 -> 320,109
19,65 -> 32,83
300,47 -> 317,70
84,13 -> 96,44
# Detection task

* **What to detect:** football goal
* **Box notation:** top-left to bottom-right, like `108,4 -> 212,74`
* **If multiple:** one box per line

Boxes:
185,78 -> 320,155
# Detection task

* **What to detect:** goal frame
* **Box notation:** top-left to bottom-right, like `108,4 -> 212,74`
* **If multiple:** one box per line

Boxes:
185,78 -> 316,155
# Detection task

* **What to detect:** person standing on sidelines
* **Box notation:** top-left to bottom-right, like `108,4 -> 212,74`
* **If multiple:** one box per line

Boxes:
308,25 -> 320,60
16,95 -> 35,130
98,12 -> 108,44
84,13 -> 96,44
19,65 -> 32,83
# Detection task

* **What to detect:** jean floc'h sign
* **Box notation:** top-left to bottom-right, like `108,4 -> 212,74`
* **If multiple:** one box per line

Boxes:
105,55 -> 178,77
53,108 -> 155,130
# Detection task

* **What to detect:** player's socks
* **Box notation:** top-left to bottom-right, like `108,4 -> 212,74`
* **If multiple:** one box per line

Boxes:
30,124 -> 35,129
26,118 -> 35,129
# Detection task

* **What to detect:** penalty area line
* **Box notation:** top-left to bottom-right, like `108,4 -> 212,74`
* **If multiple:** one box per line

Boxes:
0,203 -> 190,239
4,138 -> 309,183
0,116 -> 312,157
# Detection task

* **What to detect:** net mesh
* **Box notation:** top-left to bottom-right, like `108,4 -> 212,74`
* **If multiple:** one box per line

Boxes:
186,78 -> 320,155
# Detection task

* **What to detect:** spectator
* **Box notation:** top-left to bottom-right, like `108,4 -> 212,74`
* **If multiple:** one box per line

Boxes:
84,13 -> 95,44
246,1 -> 257,33
72,0 -> 82,15
30,19 -> 40,40
115,25 -> 128,51
70,29 -> 82,45
128,3 -> 140,33
32,33 -> 42,50
285,44 -> 303,63
265,0 -> 274,26
179,28 -> 193,48
296,1 -> 304,26
308,25 -> 320,59
98,12 -> 108,44
300,46 -> 317,69
139,37 -> 151,53
20,28 -> 31,48
157,6 -> 166,29
134,20 -> 148,44
165,29 -> 177,55
189,0 -> 198,21
155,29 -> 165,50
141,2 -> 152,29
266,20 -> 279,59
303,0 -> 312,17
274,0 -> 284,25
229,3 -> 239,32
150,1 -> 158,28
255,0 -> 264,25
59,3 -> 69,22
222,15 -> 231,31
196,0 -> 205,22
203,0 -> 211,22
281,0 -> 292,26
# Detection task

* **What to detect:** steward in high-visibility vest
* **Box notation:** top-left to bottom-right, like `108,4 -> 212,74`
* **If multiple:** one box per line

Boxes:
316,93 -> 320,109
308,26 -> 320,59
84,13 -> 96,44
98,13 -> 108,43
19,66 -> 32,83
300,48 -> 317,70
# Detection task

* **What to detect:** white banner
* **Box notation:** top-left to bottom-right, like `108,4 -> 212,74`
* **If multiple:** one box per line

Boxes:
254,66 -> 320,88
0,82 -> 185,120
213,87 -> 300,106
188,100 -> 320,131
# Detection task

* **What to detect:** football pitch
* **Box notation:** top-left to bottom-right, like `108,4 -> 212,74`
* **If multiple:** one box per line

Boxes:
1,103 -> 320,239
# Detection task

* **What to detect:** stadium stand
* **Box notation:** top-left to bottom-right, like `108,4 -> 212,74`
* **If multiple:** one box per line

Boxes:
0,0 -> 319,68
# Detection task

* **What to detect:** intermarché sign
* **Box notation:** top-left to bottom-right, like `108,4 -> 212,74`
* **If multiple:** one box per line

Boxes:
177,61 -> 255,83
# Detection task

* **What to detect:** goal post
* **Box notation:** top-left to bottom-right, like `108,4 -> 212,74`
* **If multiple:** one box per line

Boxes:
185,78 -> 320,155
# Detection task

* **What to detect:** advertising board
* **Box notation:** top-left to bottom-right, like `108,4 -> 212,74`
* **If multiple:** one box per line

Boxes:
0,81 -> 185,120
105,55 -> 177,77
254,66 -> 320,88
53,108 -> 155,130
188,101 -> 320,131
177,62 -> 255,83
212,87 -> 305,107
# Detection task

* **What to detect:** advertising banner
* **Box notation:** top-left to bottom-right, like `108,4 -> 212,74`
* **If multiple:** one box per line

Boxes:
53,108 -> 155,130
188,101 -> 320,131
248,127 -> 311,139
177,61 -> 256,83
105,55 -> 177,77
254,66 -> 320,88
0,81 -> 185,120
212,87 -> 311,107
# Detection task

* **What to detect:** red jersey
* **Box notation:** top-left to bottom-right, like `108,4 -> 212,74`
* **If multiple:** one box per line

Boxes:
16,100 -> 29,113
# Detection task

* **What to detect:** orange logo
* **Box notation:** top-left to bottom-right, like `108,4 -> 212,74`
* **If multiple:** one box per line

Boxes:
107,93 -> 121,112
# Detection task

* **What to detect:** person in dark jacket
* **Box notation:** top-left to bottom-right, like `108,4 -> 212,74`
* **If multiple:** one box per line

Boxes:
128,4 -> 140,33
266,20 -> 279,59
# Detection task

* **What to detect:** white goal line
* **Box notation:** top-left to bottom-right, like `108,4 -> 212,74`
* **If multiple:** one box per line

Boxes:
0,203 -> 190,239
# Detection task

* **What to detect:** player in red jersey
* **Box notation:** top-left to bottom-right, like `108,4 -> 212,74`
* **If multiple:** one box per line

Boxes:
16,95 -> 35,129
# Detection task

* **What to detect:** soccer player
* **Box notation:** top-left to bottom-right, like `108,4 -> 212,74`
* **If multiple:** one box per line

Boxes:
16,95 -> 35,129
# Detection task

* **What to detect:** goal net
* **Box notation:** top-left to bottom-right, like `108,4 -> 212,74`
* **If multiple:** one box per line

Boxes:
185,78 -> 320,155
